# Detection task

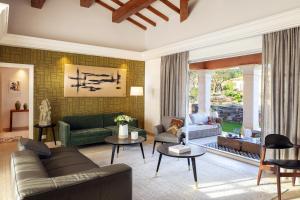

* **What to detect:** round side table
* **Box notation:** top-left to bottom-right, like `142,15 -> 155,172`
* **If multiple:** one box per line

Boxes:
34,123 -> 57,145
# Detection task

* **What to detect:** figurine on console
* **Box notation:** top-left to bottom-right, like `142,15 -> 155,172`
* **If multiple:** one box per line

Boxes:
39,98 -> 52,126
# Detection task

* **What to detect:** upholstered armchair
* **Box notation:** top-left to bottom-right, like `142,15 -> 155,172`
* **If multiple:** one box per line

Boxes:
152,116 -> 185,155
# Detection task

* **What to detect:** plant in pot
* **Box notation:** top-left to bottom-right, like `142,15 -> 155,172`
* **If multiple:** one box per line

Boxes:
114,115 -> 133,139
15,101 -> 21,111
23,103 -> 28,110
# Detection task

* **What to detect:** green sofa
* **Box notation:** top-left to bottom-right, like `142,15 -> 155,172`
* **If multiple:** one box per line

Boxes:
59,112 -> 147,147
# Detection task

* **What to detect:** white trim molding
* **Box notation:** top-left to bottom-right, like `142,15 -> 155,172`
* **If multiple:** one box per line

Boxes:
0,34 -> 144,61
143,7 -> 300,60
0,3 -> 9,40
189,36 -> 262,63
0,62 -> 34,139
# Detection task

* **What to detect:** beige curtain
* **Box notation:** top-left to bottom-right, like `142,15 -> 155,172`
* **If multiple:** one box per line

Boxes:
262,27 -> 300,159
160,51 -> 189,119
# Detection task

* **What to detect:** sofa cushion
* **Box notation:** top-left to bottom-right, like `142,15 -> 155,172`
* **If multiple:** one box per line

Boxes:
103,112 -> 123,127
71,128 -> 112,137
19,137 -> 51,158
190,112 -> 209,125
42,147 -> 98,177
154,132 -> 179,143
188,124 -> 221,139
11,150 -> 48,181
63,114 -> 103,130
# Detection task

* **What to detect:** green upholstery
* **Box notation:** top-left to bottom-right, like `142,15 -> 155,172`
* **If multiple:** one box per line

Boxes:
105,126 -> 147,140
59,113 -> 146,147
63,114 -> 103,130
103,112 -> 123,127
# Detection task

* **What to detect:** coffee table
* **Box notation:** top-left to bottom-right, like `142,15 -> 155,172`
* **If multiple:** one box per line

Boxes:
105,136 -> 146,164
217,135 -> 261,154
156,143 -> 206,187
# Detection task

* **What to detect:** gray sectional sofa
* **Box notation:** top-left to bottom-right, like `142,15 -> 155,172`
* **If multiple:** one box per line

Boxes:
11,146 -> 132,200
186,112 -> 222,139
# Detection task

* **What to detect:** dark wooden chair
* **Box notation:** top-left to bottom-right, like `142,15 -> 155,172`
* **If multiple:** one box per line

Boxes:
257,134 -> 300,200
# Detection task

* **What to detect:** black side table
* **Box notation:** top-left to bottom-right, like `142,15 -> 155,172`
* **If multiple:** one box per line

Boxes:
156,143 -> 206,188
34,123 -> 57,145
104,135 -> 146,164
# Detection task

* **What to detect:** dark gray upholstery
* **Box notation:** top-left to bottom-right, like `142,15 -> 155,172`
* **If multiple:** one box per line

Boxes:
153,116 -> 185,144
19,137 -> 51,158
11,146 -> 132,200
152,116 -> 185,155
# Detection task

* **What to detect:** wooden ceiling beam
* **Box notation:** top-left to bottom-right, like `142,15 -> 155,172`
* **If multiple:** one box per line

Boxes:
180,0 -> 189,22
112,0 -> 157,23
95,0 -> 147,30
31,0 -> 46,9
147,5 -> 169,21
189,54 -> 262,70
80,0 -> 94,8
111,0 -> 156,26
160,0 -> 180,14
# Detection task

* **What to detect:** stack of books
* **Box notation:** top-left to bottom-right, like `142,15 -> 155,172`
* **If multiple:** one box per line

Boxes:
168,144 -> 191,154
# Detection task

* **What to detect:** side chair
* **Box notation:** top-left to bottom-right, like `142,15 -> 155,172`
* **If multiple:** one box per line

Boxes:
257,134 -> 300,200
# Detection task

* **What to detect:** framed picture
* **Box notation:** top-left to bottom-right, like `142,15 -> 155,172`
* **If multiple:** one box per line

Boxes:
64,64 -> 127,97
9,80 -> 21,94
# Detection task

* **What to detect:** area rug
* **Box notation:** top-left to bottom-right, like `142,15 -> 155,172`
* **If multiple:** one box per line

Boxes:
203,142 -> 260,160
0,136 -> 20,144
79,143 -> 300,200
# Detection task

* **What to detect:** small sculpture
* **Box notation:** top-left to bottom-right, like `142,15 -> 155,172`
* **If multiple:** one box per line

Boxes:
39,99 -> 51,126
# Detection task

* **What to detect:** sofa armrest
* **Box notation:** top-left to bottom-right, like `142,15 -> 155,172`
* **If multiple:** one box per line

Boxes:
129,118 -> 138,128
16,164 -> 132,200
59,121 -> 71,147
153,124 -> 164,135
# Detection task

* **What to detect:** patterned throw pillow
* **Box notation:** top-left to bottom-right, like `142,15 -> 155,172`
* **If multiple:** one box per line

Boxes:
167,118 -> 184,135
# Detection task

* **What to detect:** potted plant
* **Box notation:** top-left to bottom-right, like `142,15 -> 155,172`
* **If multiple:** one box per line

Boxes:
15,101 -> 21,111
114,115 -> 133,139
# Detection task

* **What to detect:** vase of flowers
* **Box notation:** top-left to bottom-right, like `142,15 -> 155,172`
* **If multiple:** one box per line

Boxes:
114,115 -> 133,139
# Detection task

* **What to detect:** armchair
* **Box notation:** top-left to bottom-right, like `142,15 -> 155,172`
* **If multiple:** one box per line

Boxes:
257,134 -> 300,200
152,116 -> 185,155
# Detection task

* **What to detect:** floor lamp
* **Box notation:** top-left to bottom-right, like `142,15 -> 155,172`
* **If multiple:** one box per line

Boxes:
130,86 -> 143,127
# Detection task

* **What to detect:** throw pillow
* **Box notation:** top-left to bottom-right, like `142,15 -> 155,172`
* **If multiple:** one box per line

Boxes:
19,137 -> 51,158
167,125 -> 179,135
166,118 -> 184,135
190,113 -> 209,125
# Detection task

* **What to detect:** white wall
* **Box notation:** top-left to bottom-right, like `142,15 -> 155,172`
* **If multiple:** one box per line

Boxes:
0,0 -> 145,51
144,58 -> 161,133
0,67 -> 29,130
145,0 -> 300,49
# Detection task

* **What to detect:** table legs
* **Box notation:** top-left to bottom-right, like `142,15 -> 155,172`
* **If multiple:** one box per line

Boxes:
140,143 -> 145,163
187,158 -> 190,171
191,158 -> 198,188
155,153 -> 163,176
110,145 -> 116,164
110,143 -> 145,165
9,111 -> 13,132
117,145 -> 120,158
51,127 -> 56,145
38,128 -> 43,142
276,166 -> 282,200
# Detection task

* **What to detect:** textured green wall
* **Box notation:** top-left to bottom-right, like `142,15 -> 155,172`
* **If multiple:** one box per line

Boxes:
0,45 -> 145,139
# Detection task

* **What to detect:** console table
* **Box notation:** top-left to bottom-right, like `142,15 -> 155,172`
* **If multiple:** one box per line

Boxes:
9,109 -> 29,132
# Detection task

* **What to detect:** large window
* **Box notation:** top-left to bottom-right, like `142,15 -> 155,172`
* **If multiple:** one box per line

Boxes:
210,68 -> 243,133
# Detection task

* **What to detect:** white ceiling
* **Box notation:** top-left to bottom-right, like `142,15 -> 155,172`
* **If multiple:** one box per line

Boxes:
1,0 -> 300,52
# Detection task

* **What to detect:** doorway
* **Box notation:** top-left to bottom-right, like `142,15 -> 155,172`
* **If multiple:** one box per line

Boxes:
0,62 -> 34,140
